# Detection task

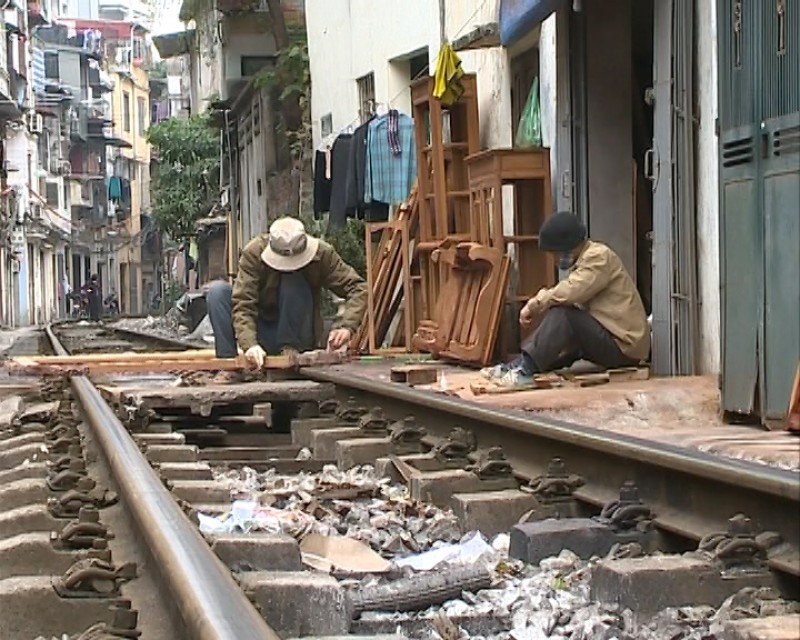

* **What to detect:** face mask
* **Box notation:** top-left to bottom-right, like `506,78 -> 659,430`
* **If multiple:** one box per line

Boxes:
558,253 -> 574,271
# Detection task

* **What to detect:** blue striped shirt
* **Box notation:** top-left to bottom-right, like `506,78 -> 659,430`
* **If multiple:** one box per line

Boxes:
364,113 -> 417,205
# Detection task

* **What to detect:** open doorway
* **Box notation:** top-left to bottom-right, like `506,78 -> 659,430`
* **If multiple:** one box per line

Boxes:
631,0 -> 654,315
579,0 -> 654,317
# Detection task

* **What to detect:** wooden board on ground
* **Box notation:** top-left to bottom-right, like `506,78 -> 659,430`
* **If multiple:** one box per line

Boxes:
470,367 -> 650,395
390,364 -> 439,386
101,381 -> 335,415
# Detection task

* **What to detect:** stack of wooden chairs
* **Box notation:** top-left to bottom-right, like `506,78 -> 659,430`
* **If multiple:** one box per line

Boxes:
353,73 -> 552,368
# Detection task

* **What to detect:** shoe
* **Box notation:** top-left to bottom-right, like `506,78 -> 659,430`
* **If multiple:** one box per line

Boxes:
495,368 -> 534,389
480,363 -> 510,380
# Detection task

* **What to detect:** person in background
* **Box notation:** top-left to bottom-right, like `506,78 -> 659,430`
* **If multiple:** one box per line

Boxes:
62,272 -> 72,316
207,216 -> 367,369
82,274 -> 102,322
484,211 -> 650,388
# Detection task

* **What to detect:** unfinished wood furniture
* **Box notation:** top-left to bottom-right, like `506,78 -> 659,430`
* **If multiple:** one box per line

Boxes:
411,74 -> 481,326
353,189 -> 419,354
363,218 -> 413,354
466,148 -> 556,347
412,242 -> 510,367
411,74 -> 480,243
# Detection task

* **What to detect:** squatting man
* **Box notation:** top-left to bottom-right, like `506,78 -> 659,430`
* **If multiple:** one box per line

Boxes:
484,211 -> 650,388
207,216 -> 367,368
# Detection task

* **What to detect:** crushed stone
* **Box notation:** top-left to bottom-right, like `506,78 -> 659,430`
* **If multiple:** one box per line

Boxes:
207,465 -> 799,639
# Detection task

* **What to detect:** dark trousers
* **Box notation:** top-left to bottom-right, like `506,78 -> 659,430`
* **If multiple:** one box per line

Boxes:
206,273 -> 315,358
522,305 -> 639,373
87,293 -> 101,321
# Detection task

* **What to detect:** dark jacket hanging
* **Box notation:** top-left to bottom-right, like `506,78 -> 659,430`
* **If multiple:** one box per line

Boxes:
313,149 -> 332,217
327,133 -> 353,231
344,119 -> 371,211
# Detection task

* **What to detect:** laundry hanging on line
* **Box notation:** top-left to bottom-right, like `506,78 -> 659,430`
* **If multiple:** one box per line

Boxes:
313,109 -> 416,231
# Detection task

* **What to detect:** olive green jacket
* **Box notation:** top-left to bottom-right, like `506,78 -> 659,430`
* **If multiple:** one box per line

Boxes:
231,235 -> 367,352
523,240 -> 650,361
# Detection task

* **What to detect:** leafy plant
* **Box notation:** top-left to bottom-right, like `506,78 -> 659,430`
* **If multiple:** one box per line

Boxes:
147,114 -> 220,239
324,218 -> 367,279
254,37 -> 311,162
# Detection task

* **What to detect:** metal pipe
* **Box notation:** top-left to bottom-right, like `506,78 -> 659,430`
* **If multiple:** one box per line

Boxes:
303,367 -> 799,501
46,326 -> 280,640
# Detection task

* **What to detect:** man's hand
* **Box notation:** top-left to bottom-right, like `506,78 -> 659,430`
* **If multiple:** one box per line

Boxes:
519,305 -> 533,327
244,345 -> 267,369
327,328 -> 351,351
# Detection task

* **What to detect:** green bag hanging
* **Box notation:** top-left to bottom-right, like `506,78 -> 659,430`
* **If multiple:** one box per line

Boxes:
515,77 -> 542,148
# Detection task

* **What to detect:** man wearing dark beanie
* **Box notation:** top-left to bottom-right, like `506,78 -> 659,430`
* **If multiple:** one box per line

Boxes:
483,211 -> 650,388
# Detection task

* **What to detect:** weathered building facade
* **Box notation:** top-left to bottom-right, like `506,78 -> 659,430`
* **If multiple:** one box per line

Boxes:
304,0 -> 799,424
154,0 -> 306,283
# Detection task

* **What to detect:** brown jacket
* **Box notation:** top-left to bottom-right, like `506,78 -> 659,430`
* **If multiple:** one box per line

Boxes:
231,234 -> 367,352
524,240 -> 650,361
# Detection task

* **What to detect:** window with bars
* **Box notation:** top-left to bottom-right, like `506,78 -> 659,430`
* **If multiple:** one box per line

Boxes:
321,113 -> 333,137
357,72 -> 375,123
122,91 -> 131,132
137,96 -> 146,135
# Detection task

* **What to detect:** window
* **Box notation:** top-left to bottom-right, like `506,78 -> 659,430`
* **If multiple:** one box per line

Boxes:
320,113 -> 333,137
137,96 -> 146,135
241,56 -> 272,77
122,91 -> 131,132
44,52 -> 59,79
357,72 -> 375,123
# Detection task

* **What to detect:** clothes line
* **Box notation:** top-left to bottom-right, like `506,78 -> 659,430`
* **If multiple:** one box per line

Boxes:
313,108 -> 417,232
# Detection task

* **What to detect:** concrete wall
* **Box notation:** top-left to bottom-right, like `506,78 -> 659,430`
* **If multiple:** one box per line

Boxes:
307,0 -> 440,147
221,15 -> 277,83
695,0 -> 720,375
306,0 -> 526,152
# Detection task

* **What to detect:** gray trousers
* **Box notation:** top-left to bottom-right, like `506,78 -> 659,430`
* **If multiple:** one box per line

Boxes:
206,272 -> 315,357
522,305 -> 640,373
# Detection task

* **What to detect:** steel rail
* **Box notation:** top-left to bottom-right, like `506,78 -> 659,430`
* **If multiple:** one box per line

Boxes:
304,366 -> 800,578
46,325 -> 281,640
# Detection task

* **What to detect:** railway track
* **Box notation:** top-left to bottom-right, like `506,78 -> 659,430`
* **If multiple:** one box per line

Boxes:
303,366 -> 800,586
0,321 -> 797,639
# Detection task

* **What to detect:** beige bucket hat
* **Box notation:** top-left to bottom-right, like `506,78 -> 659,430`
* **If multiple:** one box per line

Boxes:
260,217 -> 319,272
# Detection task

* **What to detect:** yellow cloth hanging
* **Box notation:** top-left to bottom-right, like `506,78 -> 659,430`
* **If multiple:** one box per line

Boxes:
432,42 -> 465,106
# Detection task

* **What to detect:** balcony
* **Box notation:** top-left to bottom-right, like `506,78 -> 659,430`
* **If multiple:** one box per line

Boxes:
87,124 -> 132,148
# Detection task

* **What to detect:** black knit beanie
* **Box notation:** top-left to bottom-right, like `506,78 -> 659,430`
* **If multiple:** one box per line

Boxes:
538,211 -> 587,253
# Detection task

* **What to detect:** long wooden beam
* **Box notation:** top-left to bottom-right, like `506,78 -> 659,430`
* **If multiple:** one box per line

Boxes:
2,349 -> 349,377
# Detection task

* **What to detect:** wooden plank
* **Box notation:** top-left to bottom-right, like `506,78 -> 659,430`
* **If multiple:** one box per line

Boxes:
4,350 -> 348,377
390,364 -> 439,386
25,349 -> 218,365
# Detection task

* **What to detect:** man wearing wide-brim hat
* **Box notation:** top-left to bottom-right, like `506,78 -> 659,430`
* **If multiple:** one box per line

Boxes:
483,211 -> 650,388
207,216 -> 367,368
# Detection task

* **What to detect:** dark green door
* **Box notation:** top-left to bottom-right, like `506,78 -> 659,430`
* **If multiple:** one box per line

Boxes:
718,0 -> 800,422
